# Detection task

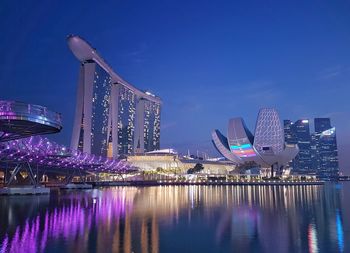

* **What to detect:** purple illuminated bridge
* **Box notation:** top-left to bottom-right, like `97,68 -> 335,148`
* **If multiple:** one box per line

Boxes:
0,136 -> 134,186
0,100 -> 136,187
0,136 -> 133,173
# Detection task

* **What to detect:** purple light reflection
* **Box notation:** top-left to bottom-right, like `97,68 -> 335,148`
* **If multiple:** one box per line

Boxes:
0,190 -> 134,253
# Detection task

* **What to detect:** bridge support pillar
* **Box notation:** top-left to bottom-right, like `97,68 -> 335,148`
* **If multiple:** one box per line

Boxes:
6,162 -> 38,186
65,167 -> 86,185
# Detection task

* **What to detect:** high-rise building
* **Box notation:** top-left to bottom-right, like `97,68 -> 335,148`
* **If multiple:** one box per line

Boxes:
284,117 -> 339,179
310,132 -> 318,171
283,119 -> 313,174
314,118 -> 332,133
313,118 -> 339,179
283,120 -> 297,169
68,35 -> 161,158
283,120 -> 297,145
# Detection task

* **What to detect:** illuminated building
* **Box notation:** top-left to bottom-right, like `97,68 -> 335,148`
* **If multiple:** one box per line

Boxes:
284,119 -> 313,174
313,118 -> 339,179
67,35 -> 162,157
127,149 -> 234,174
212,108 -> 298,174
284,117 -> 339,179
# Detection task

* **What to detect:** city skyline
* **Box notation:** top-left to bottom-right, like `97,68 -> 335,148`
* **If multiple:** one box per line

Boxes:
284,117 -> 339,178
0,0 -> 349,172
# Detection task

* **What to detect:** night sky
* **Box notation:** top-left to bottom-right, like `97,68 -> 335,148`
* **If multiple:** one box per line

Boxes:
0,1 -> 349,172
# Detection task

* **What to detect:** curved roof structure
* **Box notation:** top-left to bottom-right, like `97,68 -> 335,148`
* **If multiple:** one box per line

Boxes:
145,149 -> 178,155
67,35 -> 161,104
0,100 -> 62,142
227,118 -> 257,159
212,108 -> 299,169
212,129 -> 242,163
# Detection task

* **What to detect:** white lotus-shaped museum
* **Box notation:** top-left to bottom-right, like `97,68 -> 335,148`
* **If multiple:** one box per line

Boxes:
212,108 -> 299,173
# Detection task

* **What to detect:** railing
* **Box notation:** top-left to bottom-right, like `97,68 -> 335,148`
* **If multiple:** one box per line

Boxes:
0,100 -> 62,126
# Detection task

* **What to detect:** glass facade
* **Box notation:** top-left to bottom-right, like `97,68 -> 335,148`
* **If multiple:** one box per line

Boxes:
283,120 -> 297,144
284,119 -> 313,174
284,118 -> 339,179
143,100 -> 161,152
310,132 -> 318,171
283,120 -> 298,169
90,64 -> 112,156
315,118 -> 331,133
314,118 -> 339,179
117,85 -> 136,155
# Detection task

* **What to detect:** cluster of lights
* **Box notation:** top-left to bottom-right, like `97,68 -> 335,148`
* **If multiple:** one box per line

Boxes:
143,100 -> 161,152
117,85 -> 136,154
0,136 -> 135,173
90,67 -> 112,156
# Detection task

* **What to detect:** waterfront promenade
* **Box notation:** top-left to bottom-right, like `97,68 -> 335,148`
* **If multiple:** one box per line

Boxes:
91,179 -> 324,187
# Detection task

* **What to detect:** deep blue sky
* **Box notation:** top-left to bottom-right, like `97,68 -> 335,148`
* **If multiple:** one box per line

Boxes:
0,0 -> 349,172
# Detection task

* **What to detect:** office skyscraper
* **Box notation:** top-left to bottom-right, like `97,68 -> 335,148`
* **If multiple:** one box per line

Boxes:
68,35 -> 161,158
283,119 -> 313,174
284,117 -> 339,179
313,118 -> 339,179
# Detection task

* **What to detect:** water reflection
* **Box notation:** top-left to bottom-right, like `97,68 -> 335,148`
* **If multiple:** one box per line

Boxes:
0,184 -> 348,253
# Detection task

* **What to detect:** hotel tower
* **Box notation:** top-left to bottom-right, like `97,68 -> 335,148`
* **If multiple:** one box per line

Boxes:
67,35 -> 161,158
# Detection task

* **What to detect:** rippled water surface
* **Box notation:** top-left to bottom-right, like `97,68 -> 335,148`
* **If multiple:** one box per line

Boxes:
0,183 -> 349,253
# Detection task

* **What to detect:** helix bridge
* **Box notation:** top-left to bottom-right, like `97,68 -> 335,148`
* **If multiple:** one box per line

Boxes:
0,100 -> 135,188
0,136 -> 134,185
